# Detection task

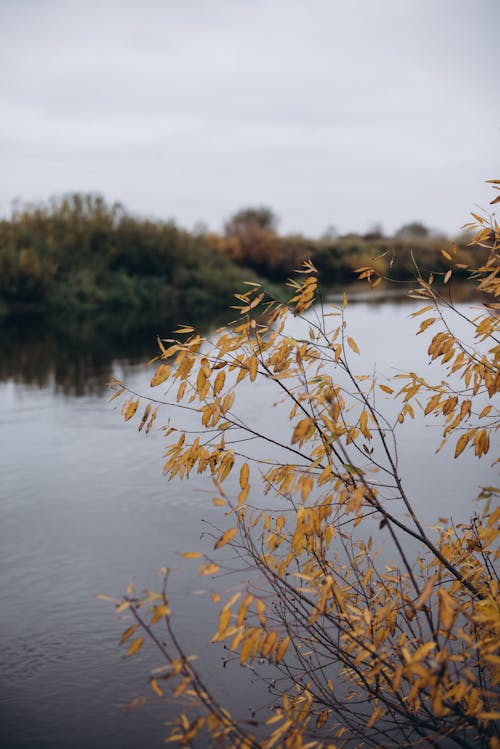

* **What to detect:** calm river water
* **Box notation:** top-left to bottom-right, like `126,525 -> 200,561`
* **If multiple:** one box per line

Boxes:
0,294 -> 495,749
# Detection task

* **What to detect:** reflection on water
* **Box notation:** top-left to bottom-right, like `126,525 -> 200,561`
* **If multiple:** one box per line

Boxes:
0,310 -> 231,396
0,282 -> 483,396
0,292 -> 494,749
0,282 -> 482,396
0,315 -> 169,395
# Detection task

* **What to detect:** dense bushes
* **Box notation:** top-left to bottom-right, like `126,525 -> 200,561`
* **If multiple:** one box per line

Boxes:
0,194 -> 264,322
215,207 -> 486,284
0,194 -> 486,324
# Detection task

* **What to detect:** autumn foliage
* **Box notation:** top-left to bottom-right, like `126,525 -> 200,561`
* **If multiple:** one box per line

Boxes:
108,183 -> 499,748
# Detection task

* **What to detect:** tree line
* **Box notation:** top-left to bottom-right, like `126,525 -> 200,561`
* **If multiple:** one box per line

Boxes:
0,194 -> 486,323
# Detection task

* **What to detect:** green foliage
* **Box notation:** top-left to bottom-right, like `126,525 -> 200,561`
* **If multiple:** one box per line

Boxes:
0,194 -> 488,324
0,194 -> 265,321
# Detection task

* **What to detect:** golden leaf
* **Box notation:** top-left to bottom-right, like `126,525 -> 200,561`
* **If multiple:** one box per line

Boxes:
145,406 -> 159,434
438,588 -> 455,630
180,551 -> 203,559
379,384 -> 394,394
150,678 -> 163,697
237,484 -> 250,505
119,624 -> 138,645
150,363 -> 171,387
123,399 -> 139,421
125,637 -> 144,658
115,600 -> 131,613
415,575 -> 436,610
347,337 -> 360,354
151,604 -> 171,624
316,709 -> 329,729
454,432 -> 470,458
417,317 -> 436,335
276,636 -> 290,663
138,404 -> 151,432
292,417 -> 313,445
199,563 -> 219,576
214,527 -> 237,550
248,356 -> 258,381
213,370 -> 225,395
214,607 -> 231,640
239,462 -> 249,489
240,635 -> 254,665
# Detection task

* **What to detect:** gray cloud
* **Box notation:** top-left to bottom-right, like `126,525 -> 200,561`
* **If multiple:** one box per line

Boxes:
0,0 -> 498,235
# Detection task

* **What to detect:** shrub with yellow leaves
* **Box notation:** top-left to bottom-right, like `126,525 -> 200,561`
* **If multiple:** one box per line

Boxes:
108,183 -> 499,748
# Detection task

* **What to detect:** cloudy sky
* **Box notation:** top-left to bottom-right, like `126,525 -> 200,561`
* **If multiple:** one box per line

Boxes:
0,0 -> 498,236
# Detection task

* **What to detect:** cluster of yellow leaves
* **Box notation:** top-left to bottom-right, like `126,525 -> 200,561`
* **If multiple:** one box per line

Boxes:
108,189 -> 500,748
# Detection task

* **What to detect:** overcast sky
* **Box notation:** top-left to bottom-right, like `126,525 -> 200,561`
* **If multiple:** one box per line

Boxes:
0,0 -> 498,236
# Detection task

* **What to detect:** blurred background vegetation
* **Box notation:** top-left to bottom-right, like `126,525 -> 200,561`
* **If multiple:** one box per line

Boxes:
0,193 -> 485,326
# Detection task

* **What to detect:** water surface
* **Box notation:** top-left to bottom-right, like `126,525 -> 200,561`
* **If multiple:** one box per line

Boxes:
0,295 -> 494,748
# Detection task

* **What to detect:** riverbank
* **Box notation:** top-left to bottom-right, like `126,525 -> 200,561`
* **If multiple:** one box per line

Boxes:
0,193 -> 486,323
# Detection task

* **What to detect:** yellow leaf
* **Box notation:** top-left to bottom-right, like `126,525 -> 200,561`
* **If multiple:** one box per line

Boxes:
115,600 -> 131,613
180,551 -> 203,559
316,709 -> 329,729
199,563 -> 219,576
123,400 -> 139,421
240,635 -> 254,665
347,337 -> 360,354
119,624 -> 139,645
438,588 -> 455,630
292,417 -> 313,444
237,484 -> 250,505
145,406 -> 159,434
125,637 -> 144,658
214,607 -> 231,640
443,269 -> 452,284
150,363 -> 171,387
150,678 -> 163,697
417,317 -> 436,335
276,636 -> 290,663
256,599 -> 266,626
359,410 -> 371,439
177,380 -> 187,402
214,527 -> 237,550
454,433 -> 470,458
174,325 -> 195,334
410,304 -> 434,318
415,575 -> 436,609
213,370 -> 225,395
379,384 -> 394,394
151,604 -> 171,624
138,404 -> 151,432
239,462 -> 249,489
248,356 -> 258,381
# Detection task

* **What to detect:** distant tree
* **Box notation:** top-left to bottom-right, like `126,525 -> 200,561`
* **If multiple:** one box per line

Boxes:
321,225 -> 339,241
224,206 -> 278,239
363,222 -> 384,241
395,221 -> 430,240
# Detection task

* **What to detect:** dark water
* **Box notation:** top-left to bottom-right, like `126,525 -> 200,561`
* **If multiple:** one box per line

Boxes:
0,297 -> 495,748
